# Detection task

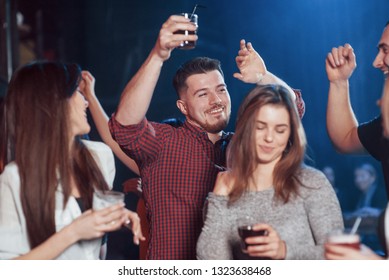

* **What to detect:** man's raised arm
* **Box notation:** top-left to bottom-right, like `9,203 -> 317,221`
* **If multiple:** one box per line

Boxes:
325,44 -> 365,153
114,15 -> 198,126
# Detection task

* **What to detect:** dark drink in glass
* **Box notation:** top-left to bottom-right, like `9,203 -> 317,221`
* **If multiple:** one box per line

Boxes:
238,225 -> 268,252
175,13 -> 198,50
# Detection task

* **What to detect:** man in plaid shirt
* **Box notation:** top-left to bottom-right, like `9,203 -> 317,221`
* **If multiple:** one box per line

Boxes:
109,14 -> 304,259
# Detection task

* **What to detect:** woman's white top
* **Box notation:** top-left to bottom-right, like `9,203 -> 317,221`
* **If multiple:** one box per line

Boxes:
0,140 -> 115,259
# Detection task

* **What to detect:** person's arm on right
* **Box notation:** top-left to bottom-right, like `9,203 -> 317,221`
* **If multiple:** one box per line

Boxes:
114,15 -> 197,126
325,44 -> 365,153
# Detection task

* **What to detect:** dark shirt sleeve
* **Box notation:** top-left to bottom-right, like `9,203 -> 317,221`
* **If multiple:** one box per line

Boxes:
358,115 -> 389,201
357,115 -> 383,161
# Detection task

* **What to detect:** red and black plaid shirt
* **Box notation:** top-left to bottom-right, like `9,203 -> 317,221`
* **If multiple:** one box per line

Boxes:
294,90 -> 305,119
109,117 -> 233,259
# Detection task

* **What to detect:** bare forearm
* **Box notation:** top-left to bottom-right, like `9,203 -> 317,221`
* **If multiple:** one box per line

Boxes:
326,80 -> 363,153
257,71 -> 296,101
13,226 -> 77,260
115,50 -> 164,125
87,93 -> 111,142
87,95 -> 140,174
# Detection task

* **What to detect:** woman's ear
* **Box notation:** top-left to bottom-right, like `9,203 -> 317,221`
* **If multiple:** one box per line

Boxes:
176,99 -> 188,116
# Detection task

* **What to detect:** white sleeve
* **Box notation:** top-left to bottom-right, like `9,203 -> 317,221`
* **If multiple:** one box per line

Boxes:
82,140 -> 116,188
0,164 -> 30,259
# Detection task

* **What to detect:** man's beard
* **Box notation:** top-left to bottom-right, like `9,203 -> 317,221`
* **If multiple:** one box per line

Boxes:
201,117 -> 230,133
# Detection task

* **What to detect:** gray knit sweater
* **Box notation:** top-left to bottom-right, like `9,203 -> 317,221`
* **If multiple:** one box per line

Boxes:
196,166 -> 344,260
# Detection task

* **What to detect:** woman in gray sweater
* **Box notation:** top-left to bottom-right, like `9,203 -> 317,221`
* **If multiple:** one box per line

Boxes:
196,85 -> 343,260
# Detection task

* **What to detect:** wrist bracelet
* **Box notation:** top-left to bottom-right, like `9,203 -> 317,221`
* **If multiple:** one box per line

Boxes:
256,73 -> 264,84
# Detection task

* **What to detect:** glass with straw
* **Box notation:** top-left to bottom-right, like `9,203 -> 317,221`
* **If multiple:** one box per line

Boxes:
326,217 -> 362,250
175,4 -> 205,49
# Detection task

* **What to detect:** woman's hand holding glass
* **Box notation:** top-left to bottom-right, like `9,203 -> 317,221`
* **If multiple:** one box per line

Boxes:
244,223 -> 286,260
65,202 -> 145,245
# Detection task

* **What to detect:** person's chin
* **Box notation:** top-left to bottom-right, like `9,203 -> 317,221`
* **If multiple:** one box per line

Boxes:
212,119 -> 229,132
78,126 -> 91,136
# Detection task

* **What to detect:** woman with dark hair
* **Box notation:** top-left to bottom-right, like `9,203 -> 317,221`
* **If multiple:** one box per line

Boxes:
0,61 -> 144,259
197,85 -> 343,260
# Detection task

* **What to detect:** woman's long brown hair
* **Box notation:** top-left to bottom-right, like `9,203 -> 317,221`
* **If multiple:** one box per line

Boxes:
4,62 -> 109,249
227,85 -> 306,204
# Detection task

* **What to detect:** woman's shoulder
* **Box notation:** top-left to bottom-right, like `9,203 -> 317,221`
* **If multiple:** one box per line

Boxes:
213,171 -> 234,196
0,162 -> 20,193
0,162 -> 19,181
82,139 -> 113,160
82,139 -> 111,152
298,164 -> 327,180
81,139 -> 115,186
297,164 -> 330,189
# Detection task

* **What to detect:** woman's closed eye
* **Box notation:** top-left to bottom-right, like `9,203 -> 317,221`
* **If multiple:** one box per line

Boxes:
275,129 -> 287,134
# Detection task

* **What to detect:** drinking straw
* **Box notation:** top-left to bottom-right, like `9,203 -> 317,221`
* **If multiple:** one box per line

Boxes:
350,216 -> 362,235
189,4 -> 206,19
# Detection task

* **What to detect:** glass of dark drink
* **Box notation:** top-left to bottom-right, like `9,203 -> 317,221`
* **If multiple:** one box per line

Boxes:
237,216 -> 268,253
175,13 -> 198,50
